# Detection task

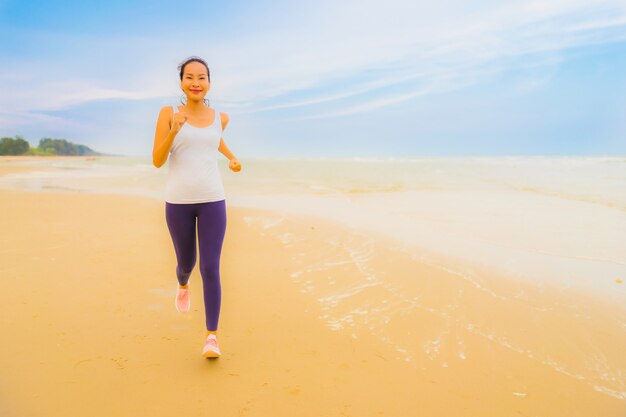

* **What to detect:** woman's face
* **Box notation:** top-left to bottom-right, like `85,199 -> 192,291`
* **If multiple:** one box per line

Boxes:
181,61 -> 210,103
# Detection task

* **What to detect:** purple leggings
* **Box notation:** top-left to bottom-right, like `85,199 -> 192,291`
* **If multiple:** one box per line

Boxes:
165,199 -> 226,331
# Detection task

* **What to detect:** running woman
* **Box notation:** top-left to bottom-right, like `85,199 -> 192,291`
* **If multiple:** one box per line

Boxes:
152,56 -> 242,359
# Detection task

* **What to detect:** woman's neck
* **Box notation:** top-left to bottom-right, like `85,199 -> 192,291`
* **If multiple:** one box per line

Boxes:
184,100 -> 208,114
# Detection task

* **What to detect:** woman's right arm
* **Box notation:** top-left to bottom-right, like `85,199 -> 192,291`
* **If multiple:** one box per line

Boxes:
152,106 -> 176,168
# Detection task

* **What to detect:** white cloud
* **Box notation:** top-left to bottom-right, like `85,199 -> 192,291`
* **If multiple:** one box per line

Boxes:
1,0 -> 625,124
211,0 -> 626,117
0,110 -> 89,133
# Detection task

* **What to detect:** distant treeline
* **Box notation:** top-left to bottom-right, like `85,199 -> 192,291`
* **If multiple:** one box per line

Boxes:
0,136 -> 103,156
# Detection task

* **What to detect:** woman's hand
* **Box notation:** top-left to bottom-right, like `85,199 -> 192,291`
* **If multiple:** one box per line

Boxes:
170,109 -> 188,134
229,158 -> 242,172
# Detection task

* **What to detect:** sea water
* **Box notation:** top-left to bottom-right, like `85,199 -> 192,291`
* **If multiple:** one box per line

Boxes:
1,155 -> 625,302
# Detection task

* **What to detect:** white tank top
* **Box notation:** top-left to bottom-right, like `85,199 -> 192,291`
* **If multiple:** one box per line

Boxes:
165,104 -> 226,203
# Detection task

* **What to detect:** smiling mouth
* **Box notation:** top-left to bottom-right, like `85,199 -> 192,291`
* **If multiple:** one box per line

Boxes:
190,90 -> 202,93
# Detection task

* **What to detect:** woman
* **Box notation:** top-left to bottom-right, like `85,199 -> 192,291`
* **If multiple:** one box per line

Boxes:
152,56 -> 242,359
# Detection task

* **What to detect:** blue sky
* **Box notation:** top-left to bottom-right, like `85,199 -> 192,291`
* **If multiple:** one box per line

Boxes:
1,0 -> 625,157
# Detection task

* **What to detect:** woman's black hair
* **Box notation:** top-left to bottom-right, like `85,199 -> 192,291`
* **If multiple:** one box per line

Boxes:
177,56 -> 211,106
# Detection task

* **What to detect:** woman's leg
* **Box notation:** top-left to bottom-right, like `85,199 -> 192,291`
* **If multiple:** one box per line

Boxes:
165,202 -> 197,287
196,199 -> 227,332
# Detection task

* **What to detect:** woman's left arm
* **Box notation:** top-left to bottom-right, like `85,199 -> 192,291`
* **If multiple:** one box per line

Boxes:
217,112 -> 242,172
217,112 -> 235,159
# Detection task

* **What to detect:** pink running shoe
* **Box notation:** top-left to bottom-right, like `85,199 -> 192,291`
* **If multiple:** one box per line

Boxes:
175,285 -> 190,313
202,334 -> 222,358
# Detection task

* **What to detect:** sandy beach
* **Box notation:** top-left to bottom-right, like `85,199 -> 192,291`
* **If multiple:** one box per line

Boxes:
1,157 -> 625,416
